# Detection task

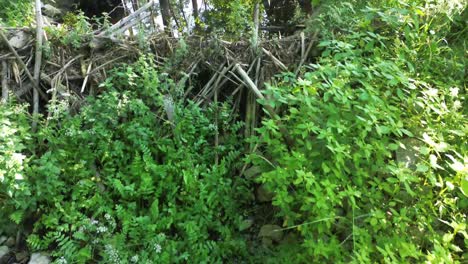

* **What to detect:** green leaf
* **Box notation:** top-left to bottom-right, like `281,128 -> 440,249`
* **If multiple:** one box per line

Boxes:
150,199 -> 159,220
461,177 -> 468,197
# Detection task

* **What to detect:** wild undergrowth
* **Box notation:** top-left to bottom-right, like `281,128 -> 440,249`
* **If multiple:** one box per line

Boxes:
250,1 -> 467,263
1,56 -> 252,263
0,0 -> 466,263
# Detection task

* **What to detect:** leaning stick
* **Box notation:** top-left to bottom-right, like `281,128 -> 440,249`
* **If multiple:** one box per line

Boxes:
235,64 -> 293,148
0,29 -> 47,100
1,60 -> 8,103
33,0 -> 44,130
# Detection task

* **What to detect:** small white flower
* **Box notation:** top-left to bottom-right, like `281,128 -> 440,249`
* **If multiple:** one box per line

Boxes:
11,153 -> 26,164
449,87 -> 459,97
56,257 -> 68,264
154,244 -> 162,254
104,213 -> 111,220
426,88 -> 438,97
96,226 -> 108,234
104,245 -> 120,263
130,255 -> 139,263
90,219 -> 99,225
453,100 -> 461,110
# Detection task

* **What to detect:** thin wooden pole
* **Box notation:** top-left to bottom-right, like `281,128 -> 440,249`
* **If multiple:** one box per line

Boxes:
33,0 -> 44,131
235,64 -> 293,149
1,60 -> 8,103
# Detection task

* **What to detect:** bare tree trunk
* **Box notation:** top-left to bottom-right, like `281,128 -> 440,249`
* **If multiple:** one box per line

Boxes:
160,0 -> 171,30
301,0 -> 313,15
1,60 -> 8,103
33,0 -> 44,131
191,0 -> 199,20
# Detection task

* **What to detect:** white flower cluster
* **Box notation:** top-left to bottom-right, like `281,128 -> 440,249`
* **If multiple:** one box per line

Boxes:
96,226 -> 108,234
105,245 -> 121,264
56,257 -> 68,264
130,255 -> 139,263
153,243 -> 162,254
104,213 -> 112,220
450,87 -> 459,97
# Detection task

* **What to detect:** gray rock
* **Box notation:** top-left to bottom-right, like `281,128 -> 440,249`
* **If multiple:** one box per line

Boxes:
28,253 -> 51,264
0,246 -> 9,259
8,31 -> 31,49
0,236 -> 6,245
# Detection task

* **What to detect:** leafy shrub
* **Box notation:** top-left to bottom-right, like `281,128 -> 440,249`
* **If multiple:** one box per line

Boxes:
202,0 -> 254,37
250,2 -> 467,263
0,0 -> 33,26
0,102 -> 32,230
8,56 -> 252,263
45,11 -> 95,49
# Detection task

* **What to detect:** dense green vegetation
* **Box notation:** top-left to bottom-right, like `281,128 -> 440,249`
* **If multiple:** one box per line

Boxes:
1,0 -> 466,263
0,0 -> 33,26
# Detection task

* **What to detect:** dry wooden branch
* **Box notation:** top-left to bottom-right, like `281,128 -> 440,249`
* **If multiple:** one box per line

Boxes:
234,64 -> 264,100
235,63 -> 293,149
1,60 -> 8,103
300,32 -> 305,59
0,29 -> 47,100
80,60 -> 93,93
113,12 -> 151,36
262,48 -> 287,71
97,0 -> 156,37
294,32 -> 318,76
87,55 -> 128,76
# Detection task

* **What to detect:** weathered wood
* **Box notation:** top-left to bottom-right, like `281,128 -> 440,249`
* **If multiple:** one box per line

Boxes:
0,29 -> 47,100
295,32 -> 318,76
235,64 -> 264,100
235,63 -> 293,149
262,48 -> 287,71
1,60 -> 8,103
33,0 -> 44,130
80,60 -> 93,93
97,0 -> 156,37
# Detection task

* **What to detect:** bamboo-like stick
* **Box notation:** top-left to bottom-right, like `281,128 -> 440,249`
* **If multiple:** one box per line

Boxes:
80,61 -> 93,93
32,0 -> 44,130
98,0 -> 156,37
235,63 -> 293,148
294,32 -> 318,76
1,60 -> 8,103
